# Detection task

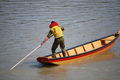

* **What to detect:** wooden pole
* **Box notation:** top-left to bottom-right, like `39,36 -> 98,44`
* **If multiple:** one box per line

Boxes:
10,45 -> 41,70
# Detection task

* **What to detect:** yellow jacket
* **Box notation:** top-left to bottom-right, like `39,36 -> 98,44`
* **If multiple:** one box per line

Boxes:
47,26 -> 64,39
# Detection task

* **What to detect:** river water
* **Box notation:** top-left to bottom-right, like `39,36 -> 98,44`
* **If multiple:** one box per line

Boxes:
0,0 -> 120,80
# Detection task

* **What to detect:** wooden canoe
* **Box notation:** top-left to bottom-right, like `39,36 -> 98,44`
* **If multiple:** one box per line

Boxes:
37,33 -> 119,65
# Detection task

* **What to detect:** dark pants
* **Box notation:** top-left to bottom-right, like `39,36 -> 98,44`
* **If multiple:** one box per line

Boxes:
52,37 -> 66,58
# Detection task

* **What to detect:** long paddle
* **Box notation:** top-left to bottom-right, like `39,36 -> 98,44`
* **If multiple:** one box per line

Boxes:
10,37 -> 48,70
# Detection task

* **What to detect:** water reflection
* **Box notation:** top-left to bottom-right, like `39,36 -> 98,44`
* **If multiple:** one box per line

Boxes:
35,51 -> 116,80
71,51 -> 116,66
38,64 -> 68,80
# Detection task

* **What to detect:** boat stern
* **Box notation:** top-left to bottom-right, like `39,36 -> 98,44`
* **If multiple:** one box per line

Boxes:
37,57 -> 50,64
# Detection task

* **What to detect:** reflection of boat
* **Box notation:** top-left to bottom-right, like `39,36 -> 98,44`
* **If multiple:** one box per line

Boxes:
37,33 -> 119,65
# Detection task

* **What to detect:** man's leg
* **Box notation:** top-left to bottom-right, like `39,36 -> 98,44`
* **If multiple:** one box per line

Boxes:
59,37 -> 66,57
51,39 -> 59,58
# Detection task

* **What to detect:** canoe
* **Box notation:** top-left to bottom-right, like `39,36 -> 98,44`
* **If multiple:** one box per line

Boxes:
37,33 -> 119,65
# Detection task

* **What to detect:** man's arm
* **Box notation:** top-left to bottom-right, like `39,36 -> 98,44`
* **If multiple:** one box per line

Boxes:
47,30 -> 53,38
61,26 -> 64,31
41,30 -> 53,45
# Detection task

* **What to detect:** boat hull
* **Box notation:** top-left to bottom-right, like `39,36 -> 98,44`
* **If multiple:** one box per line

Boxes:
49,40 -> 115,64
37,34 -> 119,65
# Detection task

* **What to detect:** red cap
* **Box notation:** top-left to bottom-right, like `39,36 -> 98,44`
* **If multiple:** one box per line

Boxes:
49,21 -> 59,28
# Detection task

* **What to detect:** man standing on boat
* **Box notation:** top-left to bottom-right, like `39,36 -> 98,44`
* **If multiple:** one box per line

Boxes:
41,21 -> 66,58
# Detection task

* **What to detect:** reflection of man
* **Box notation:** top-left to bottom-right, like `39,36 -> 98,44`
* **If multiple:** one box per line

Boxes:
41,21 -> 66,58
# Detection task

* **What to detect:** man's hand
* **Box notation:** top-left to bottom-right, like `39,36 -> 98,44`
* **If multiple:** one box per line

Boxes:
41,37 -> 49,45
44,37 -> 49,41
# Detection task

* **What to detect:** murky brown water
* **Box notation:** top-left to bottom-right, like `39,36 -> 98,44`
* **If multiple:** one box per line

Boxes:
0,0 -> 120,80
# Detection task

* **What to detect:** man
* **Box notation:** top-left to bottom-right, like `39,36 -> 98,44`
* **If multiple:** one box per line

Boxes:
41,21 -> 66,58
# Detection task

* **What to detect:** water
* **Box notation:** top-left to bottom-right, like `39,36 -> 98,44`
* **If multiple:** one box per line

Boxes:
0,0 -> 120,80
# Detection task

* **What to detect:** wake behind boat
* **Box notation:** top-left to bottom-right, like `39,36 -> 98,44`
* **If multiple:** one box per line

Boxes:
37,32 -> 120,65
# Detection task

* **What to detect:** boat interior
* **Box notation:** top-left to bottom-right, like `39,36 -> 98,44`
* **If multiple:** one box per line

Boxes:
47,35 -> 116,59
